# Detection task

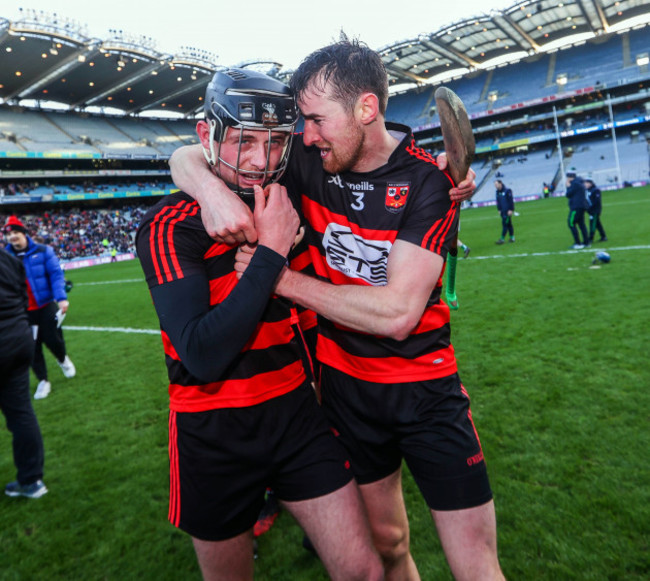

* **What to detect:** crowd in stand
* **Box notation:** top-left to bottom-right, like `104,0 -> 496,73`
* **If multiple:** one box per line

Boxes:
0,178 -> 174,197
0,205 -> 150,261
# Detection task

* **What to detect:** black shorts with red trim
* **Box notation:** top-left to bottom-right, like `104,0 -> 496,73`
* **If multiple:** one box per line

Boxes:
168,381 -> 353,541
320,366 -> 493,511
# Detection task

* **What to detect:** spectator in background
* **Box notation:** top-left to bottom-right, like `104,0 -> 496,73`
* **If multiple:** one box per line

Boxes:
0,249 -> 48,499
565,172 -> 590,250
494,179 -> 515,244
4,216 -> 76,400
584,178 -> 608,243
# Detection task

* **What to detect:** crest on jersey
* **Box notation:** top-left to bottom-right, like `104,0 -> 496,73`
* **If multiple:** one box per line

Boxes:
385,183 -> 410,212
261,102 -> 279,127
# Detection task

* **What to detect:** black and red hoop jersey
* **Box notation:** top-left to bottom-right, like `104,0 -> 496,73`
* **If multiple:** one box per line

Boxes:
283,122 -> 459,384
136,192 -> 306,413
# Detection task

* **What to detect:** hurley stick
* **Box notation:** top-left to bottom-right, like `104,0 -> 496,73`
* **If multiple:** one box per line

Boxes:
435,86 -> 475,310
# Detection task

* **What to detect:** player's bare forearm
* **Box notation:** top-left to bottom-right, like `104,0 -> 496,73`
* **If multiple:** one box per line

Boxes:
169,144 -> 257,244
268,240 -> 443,340
276,269 -> 415,340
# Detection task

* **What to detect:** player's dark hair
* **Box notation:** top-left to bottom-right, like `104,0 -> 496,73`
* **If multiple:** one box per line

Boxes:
290,36 -> 388,116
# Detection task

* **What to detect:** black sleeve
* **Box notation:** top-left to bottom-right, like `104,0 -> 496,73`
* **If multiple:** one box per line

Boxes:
150,245 -> 286,382
0,251 -> 28,320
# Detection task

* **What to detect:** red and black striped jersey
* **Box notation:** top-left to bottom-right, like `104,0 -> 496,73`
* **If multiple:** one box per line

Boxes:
136,192 -> 306,413
282,122 -> 459,383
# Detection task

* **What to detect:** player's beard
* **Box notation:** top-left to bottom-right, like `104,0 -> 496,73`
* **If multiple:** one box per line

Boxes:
321,123 -> 365,174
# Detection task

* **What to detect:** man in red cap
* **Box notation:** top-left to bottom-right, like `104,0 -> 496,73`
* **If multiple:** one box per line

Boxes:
3,216 -> 76,399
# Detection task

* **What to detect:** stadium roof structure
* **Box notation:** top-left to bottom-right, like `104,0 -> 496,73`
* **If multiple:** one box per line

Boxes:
379,0 -> 650,91
0,0 -> 649,117
0,10 -> 225,117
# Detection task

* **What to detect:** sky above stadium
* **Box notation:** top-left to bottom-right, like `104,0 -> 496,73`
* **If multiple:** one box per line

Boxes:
6,0 -> 516,69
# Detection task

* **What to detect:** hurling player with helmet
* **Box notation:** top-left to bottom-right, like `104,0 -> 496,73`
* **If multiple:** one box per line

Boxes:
169,40 -> 504,581
136,69 -> 381,581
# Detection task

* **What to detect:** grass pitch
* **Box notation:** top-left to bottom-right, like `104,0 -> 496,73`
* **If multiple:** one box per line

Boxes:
1,187 -> 648,580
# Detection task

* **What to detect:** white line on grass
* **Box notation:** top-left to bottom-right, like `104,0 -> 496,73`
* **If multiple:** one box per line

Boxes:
63,325 -> 159,335
73,279 -> 145,286
468,245 -> 650,260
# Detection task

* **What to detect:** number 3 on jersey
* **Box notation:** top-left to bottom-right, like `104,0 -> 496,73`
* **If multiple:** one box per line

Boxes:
350,191 -> 365,210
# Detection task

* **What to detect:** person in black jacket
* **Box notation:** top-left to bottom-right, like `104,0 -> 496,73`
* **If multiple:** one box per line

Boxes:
565,172 -> 590,249
494,180 -> 515,244
0,250 -> 48,499
584,178 -> 608,242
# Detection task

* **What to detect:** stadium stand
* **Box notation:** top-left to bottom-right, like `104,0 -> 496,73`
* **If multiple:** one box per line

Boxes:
471,149 -> 560,203
107,118 -> 198,156
0,204 -> 149,260
565,133 -> 650,184
0,108 -> 93,154
482,54 -> 556,109
43,114 -> 160,157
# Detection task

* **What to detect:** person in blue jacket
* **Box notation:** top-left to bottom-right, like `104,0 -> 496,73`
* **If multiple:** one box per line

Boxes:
494,179 -> 515,244
565,172 -> 590,249
4,216 -> 75,400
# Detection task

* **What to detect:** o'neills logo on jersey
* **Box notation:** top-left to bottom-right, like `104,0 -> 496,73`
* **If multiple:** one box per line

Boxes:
385,183 -> 410,212
348,181 -> 374,191
261,103 -> 279,127
328,175 -> 375,191
323,223 -> 392,285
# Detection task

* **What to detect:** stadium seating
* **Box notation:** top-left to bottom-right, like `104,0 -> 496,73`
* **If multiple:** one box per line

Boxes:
484,54 -> 556,110
0,108 -> 94,154
472,149 -> 559,203
391,29 -> 650,131
0,204 -> 150,260
106,117 -> 198,156
0,108 -> 199,157
566,134 -> 649,184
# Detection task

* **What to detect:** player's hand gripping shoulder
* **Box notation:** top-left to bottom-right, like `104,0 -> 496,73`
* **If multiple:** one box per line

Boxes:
437,152 -> 476,202
253,184 -> 300,259
168,144 -> 258,245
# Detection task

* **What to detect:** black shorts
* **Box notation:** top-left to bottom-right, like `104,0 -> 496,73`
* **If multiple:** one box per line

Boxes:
169,381 -> 353,541
320,366 -> 493,511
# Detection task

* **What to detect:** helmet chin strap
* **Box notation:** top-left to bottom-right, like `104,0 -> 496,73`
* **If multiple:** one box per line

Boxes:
202,119 -> 219,166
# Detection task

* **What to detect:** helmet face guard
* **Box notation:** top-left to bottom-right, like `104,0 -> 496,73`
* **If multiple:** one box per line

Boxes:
202,69 -> 298,196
